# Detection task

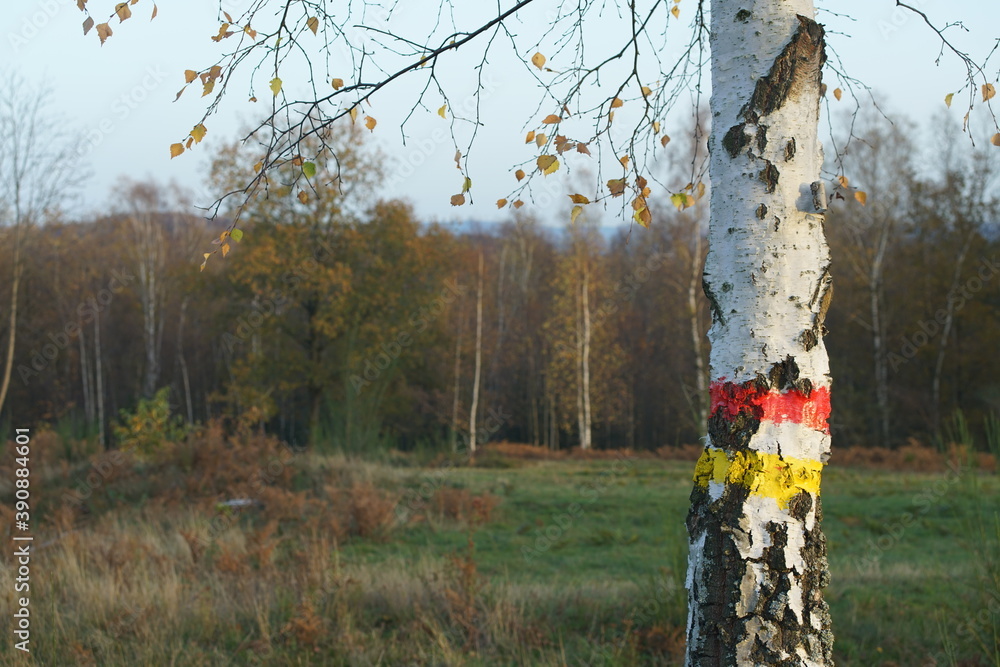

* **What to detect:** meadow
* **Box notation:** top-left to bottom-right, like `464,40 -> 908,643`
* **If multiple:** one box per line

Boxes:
0,427 -> 998,666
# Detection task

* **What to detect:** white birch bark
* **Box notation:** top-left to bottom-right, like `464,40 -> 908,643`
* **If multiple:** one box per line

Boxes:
468,251 -> 484,456
580,259 -> 593,450
687,1 -> 834,663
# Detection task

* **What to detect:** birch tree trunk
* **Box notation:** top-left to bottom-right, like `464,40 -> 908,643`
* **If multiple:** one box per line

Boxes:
870,214 -> 891,447
94,310 -> 106,449
580,259 -> 593,450
450,293 -> 465,453
688,224 -> 709,433
931,229 -> 974,435
0,234 -> 23,417
687,2 -> 834,663
468,251 -> 484,457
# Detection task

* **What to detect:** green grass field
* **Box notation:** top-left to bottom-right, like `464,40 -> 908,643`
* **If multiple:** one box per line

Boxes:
1,437 -> 998,666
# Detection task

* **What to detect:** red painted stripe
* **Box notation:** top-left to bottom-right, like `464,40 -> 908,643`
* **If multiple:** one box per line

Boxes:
710,379 -> 831,433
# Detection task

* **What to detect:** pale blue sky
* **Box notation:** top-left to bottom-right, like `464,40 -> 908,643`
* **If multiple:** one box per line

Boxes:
3,0 -> 998,228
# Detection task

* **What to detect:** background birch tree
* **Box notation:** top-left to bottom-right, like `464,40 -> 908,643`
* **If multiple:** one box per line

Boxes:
0,78 -> 85,417
75,0 -> 1000,662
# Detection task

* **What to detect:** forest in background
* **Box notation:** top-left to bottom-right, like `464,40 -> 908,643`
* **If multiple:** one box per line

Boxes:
1,110 -> 998,454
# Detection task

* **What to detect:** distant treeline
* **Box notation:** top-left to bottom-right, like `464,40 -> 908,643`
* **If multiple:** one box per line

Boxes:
1,116 -> 998,452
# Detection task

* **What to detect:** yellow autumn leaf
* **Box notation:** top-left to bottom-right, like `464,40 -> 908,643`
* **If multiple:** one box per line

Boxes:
349,107 -> 358,124
945,93 -> 954,108
515,169 -> 525,181
525,131 -> 535,144
190,123 -> 207,143
202,80 -> 215,97
269,77 -> 282,96
462,177 -> 472,193
992,133 -> 1000,147
496,199 -> 507,209
838,175 -> 849,189
450,194 -> 466,206
542,114 -> 561,124
571,205 -> 584,224
365,116 -> 377,132
332,78 -> 344,89
653,120 -> 661,134
568,194 -> 590,204
306,16 -> 319,35
661,134 -> 671,148
531,52 -> 546,70
184,69 -> 198,83
611,97 -> 624,108
854,191 -> 867,206
983,83 -> 996,102
634,206 -> 652,227
535,133 -> 547,148
115,2 -> 131,22
619,155 -> 630,168
577,143 -> 591,156
671,5 -> 680,18
221,242 -> 230,257
96,22 -> 112,45
671,193 -> 694,210
513,200 -> 524,209
298,190 -> 309,204
169,143 -> 184,158
833,88 -> 843,101
641,86 -> 652,97
438,104 -> 447,118
607,178 -> 626,197
253,160 -> 263,173
537,155 -> 559,175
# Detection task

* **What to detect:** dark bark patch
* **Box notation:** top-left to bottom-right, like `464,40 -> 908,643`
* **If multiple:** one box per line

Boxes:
735,8 -> 751,23
703,278 -> 726,326
745,16 -> 826,119
723,123 -> 751,159
784,138 -> 796,161
756,203 -> 768,220
801,328 -> 818,351
756,124 -> 769,153
760,161 -> 780,193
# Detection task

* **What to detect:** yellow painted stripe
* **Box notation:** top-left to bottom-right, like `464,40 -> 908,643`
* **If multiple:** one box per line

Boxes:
693,448 -> 823,508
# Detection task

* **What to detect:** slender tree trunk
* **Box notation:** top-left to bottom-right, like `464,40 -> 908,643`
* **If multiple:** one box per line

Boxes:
450,293 -> 465,453
176,297 -> 195,424
94,310 -> 106,448
580,259 -> 592,450
468,251 -> 484,456
870,216 -> 891,446
931,229 -> 974,434
688,225 -> 709,433
79,317 -> 94,425
0,239 -> 23,417
687,3 -> 834,663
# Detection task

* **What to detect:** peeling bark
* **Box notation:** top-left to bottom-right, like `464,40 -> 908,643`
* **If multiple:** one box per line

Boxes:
688,2 -> 834,664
